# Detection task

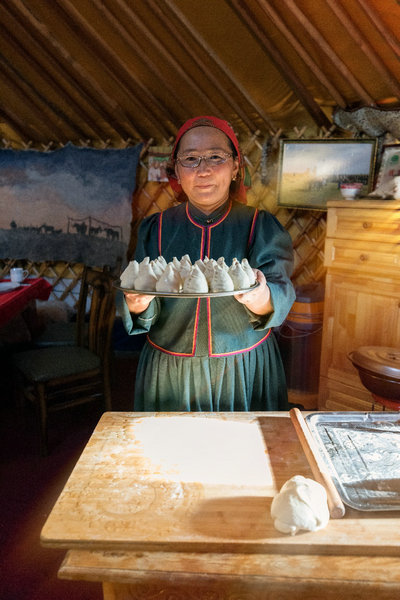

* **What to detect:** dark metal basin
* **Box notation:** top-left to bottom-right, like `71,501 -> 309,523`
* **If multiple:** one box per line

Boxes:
348,346 -> 400,401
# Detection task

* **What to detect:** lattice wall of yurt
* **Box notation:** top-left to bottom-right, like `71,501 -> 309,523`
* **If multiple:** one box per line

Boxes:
0,130 -> 330,306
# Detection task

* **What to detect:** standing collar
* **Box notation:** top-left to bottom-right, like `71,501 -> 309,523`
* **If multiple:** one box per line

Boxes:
187,199 -> 231,225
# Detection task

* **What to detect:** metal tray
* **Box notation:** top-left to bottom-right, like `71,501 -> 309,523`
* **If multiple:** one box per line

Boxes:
113,280 -> 259,298
305,412 -> 400,511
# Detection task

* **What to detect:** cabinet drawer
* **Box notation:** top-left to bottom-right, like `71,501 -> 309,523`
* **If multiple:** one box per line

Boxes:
324,238 -> 400,276
327,206 -> 400,242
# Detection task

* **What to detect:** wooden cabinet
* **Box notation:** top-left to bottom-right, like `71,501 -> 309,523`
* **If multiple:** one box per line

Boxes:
319,199 -> 400,411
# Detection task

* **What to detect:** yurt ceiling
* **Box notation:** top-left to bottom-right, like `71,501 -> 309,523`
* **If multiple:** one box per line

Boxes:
0,0 -> 399,147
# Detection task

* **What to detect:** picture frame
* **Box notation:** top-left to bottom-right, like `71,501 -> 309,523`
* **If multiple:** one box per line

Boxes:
147,145 -> 171,182
374,143 -> 400,190
276,139 -> 377,210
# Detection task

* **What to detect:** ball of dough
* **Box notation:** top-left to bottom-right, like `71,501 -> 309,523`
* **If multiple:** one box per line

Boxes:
271,475 -> 329,535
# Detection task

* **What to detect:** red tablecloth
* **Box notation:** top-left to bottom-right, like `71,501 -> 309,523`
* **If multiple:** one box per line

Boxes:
0,278 -> 52,328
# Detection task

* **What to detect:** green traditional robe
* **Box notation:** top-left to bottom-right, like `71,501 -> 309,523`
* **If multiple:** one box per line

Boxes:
117,200 -> 295,411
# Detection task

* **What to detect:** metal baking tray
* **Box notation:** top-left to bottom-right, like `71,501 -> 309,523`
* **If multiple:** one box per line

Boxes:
305,412 -> 400,511
113,280 -> 259,298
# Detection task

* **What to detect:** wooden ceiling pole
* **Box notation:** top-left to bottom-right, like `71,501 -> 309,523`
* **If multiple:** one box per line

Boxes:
152,0 -> 256,131
230,0 -> 332,130
0,107 -> 35,143
0,20 -> 100,140
281,0 -> 375,106
255,0 -> 347,108
326,0 -> 400,101
163,0 -> 277,135
93,0 -> 187,119
0,56 -> 78,140
55,0 -> 176,139
9,0 -> 139,141
356,0 -> 400,60
113,0 -> 223,125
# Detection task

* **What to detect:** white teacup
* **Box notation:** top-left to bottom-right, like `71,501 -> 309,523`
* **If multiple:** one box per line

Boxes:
10,267 -> 29,283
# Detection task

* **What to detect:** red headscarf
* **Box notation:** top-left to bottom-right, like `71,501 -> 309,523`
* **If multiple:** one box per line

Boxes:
167,116 -> 249,204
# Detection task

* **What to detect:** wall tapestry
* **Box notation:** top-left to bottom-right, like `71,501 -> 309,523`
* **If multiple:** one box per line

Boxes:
0,142 -> 143,267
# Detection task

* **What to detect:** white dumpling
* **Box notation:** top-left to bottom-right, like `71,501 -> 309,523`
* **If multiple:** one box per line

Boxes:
241,258 -> 256,286
271,476 -> 330,536
134,261 -> 158,291
180,255 -> 192,281
172,256 -> 181,269
120,260 -> 139,288
156,256 -> 167,269
194,258 -> 206,272
183,264 -> 208,293
204,258 -> 217,284
180,254 -> 192,266
209,264 -> 234,292
156,263 -> 182,293
150,259 -> 164,279
217,256 -> 229,271
228,261 -> 251,290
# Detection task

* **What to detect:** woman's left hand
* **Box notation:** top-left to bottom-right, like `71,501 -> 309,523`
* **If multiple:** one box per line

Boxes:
234,269 -> 273,316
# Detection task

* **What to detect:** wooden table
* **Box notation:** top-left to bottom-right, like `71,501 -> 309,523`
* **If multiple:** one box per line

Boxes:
41,412 -> 400,600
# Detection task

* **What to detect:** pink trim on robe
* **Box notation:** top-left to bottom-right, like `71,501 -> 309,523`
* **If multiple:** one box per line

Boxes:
248,209 -> 259,247
147,298 -> 201,357
206,297 -> 271,356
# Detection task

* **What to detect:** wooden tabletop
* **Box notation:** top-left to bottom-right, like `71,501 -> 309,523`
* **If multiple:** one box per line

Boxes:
41,411 -> 400,558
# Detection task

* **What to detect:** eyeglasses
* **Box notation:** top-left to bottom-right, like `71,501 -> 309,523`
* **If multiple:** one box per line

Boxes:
175,152 -> 233,169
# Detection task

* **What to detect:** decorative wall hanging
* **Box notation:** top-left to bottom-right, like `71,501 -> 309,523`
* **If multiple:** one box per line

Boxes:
277,139 -> 377,210
0,142 -> 142,267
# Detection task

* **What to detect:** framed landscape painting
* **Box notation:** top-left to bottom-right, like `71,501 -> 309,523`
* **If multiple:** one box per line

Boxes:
277,139 -> 377,210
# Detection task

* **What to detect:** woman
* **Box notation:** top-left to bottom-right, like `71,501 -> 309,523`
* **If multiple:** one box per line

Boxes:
117,116 -> 295,411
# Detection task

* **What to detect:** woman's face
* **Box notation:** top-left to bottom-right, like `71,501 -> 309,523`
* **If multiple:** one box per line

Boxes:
175,126 -> 239,214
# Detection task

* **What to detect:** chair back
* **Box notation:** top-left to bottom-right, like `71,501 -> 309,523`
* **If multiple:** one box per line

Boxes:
76,267 -> 116,364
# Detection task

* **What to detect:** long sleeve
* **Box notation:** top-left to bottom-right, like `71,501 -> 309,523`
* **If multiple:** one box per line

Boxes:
116,213 -> 162,335
247,211 -> 295,329
115,292 -> 161,335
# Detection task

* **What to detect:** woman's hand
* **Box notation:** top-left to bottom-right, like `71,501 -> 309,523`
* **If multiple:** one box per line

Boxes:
234,269 -> 273,316
123,292 -> 154,314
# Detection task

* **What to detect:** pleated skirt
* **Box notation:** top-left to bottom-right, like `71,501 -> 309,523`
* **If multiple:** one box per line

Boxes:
134,334 -> 289,412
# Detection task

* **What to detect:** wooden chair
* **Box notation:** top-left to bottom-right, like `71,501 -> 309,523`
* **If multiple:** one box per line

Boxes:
33,259 -> 121,348
12,266 -> 116,454
33,319 -> 79,347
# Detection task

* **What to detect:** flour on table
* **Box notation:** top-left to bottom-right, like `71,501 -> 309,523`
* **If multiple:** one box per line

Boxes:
131,416 -> 275,489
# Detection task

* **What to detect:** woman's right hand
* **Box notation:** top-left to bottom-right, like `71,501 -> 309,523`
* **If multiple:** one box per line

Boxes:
123,292 -> 154,314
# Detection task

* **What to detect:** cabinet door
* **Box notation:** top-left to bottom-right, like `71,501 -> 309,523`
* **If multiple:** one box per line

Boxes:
319,272 -> 400,410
